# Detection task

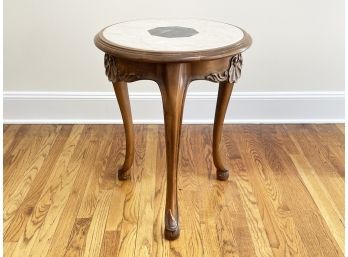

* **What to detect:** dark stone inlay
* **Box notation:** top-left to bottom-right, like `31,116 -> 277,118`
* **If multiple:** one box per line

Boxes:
148,26 -> 198,38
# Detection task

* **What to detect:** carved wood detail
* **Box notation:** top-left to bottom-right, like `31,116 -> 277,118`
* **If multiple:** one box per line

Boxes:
205,53 -> 243,83
96,21 -> 252,242
104,53 -> 140,83
101,54 -> 247,241
166,209 -> 178,231
229,53 -> 243,83
104,53 -> 118,82
205,70 -> 229,83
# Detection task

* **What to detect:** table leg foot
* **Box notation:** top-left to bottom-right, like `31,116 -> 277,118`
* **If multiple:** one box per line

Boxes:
165,226 -> 180,240
217,169 -> 229,181
165,209 -> 180,240
118,169 -> 130,180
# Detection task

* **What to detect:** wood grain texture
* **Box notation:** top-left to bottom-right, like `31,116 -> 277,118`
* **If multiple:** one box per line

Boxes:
112,81 -> 135,180
213,82 -> 234,181
229,125 -> 310,257
116,125 -> 147,257
63,218 -> 92,257
4,126 -> 73,241
158,63 -> 190,240
100,47 -> 249,241
45,126 -> 108,257
3,125 -> 21,153
4,124 -> 344,257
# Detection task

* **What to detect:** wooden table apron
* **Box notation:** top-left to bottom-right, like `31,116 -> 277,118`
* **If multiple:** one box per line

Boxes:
95,29 -> 251,240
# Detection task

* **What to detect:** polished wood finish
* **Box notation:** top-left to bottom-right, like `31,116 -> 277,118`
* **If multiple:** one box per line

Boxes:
102,52 -> 244,239
3,124 -> 344,257
112,81 -> 134,180
158,63 -> 190,239
213,81 -> 234,180
96,21 -> 252,240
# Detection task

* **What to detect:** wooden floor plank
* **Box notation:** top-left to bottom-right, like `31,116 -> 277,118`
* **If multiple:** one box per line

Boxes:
100,125 -> 128,231
4,125 -> 82,242
3,124 -> 344,257
4,125 -> 58,188
134,125 -> 158,257
77,126 -> 115,219
46,125 -> 120,257
231,125 -> 310,257
3,125 -> 21,153
290,154 -> 344,252
286,125 -> 344,217
4,125 -> 61,204
99,231 -> 121,257
309,124 -> 344,177
116,125 -> 147,257
32,126 -> 113,257
82,190 -> 113,257
4,125 -> 32,182
335,124 -> 345,134
173,126 -> 205,257
222,127 -> 259,257
258,125 -> 343,257
63,218 -> 92,257
151,126 -> 170,257
4,125 -> 73,240
10,125 -> 96,257
196,126 -> 226,257
4,242 -> 17,257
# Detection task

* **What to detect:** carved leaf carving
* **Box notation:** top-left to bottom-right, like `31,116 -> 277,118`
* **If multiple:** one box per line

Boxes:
206,70 -> 229,83
228,54 -> 243,83
166,209 -> 178,231
104,53 -> 140,83
205,53 -> 243,83
104,53 -> 118,82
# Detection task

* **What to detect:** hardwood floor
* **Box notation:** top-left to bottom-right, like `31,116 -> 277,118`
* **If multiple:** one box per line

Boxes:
3,124 -> 345,257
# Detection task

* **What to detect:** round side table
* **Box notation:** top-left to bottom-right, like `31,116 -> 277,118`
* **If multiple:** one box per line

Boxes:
94,19 -> 252,240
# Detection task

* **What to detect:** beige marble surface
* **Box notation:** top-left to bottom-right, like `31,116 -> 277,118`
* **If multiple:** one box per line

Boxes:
102,19 -> 244,52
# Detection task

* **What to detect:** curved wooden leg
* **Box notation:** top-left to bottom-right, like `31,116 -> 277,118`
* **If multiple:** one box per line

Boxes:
158,63 -> 189,240
213,81 -> 234,181
113,81 -> 134,180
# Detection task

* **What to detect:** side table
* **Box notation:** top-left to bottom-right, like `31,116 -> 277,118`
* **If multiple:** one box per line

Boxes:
94,19 -> 252,240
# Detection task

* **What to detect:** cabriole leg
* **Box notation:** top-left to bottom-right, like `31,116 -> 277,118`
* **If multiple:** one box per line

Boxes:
113,81 -> 135,180
213,81 -> 234,181
158,63 -> 189,240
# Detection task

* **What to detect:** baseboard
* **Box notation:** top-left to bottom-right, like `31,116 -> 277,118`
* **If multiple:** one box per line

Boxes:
3,91 -> 345,124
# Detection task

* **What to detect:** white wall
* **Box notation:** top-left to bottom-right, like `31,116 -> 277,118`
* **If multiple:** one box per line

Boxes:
4,0 -> 345,123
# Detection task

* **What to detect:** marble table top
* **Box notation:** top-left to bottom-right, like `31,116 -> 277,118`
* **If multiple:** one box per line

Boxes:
95,19 -> 251,62
102,19 -> 245,52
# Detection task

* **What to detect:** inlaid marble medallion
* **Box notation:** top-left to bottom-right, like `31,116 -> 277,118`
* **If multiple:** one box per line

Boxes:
102,19 -> 244,52
148,26 -> 198,38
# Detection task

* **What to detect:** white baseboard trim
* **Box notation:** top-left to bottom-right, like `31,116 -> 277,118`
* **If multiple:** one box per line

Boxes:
3,91 -> 345,124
